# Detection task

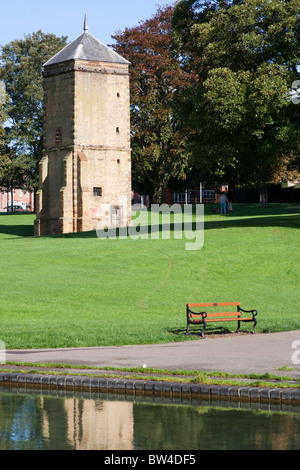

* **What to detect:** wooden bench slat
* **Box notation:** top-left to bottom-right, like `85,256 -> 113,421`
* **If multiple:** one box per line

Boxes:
205,318 -> 253,322
189,317 -> 253,323
189,312 -> 241,318
187,302 -> 240,308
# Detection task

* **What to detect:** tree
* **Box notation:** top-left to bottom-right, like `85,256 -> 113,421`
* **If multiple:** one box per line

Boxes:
0,83 -> 32,206
112,6 -> 195,203
0,31 -> 68,194
0,82 -> 10,194
172,0 -> 300,198
0,106 -> 6,171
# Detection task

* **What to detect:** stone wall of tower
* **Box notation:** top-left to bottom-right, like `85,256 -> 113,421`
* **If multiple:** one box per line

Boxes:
73,60 -> 131,233
34,58 -> 131,236
34,65 -> 75,236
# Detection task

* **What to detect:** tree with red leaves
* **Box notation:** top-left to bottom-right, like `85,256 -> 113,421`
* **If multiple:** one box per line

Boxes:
112,5 -> 195,203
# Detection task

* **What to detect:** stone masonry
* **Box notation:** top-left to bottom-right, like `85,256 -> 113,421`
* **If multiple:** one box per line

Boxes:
34,21 -> 131,236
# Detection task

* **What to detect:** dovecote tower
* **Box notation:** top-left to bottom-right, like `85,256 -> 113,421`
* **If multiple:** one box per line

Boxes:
34,16 -> 131,236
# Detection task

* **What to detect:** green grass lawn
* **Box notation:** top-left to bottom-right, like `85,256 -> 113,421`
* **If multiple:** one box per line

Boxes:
0,203 -> 299,349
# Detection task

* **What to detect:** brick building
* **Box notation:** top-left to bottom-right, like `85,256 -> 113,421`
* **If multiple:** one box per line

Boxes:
0,187 -> 34,212
35,16 -> 131,236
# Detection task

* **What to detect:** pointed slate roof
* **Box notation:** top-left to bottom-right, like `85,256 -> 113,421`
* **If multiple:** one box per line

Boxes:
44,16 -> 129,67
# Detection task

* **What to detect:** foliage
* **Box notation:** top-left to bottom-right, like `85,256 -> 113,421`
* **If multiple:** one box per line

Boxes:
0,30 -> 68,191
0,79 -> 9,175
0,3 -> 299,201
0,103 -> 7,176
0,106 -> 5,146
112,6 -> 195,202
172,0 -> 300,191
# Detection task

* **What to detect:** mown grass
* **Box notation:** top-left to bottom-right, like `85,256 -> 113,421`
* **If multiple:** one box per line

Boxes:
0,203 -> 299,349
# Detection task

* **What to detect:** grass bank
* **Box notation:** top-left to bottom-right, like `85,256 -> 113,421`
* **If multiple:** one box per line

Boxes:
0,203 -> 299,349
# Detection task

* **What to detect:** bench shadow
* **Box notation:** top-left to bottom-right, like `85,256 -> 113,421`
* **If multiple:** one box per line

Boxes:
168,326 -> 254,338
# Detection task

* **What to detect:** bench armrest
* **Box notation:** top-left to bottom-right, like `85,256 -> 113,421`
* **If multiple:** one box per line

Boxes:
239,308 -> 258,317
187,308 -> 207,320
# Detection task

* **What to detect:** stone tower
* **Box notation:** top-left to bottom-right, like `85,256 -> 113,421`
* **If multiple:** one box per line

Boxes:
34,16 -> 131,236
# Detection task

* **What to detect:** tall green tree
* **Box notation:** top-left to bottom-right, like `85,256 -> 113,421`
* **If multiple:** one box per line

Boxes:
172,0 -> 300,196
0,30 -> 68,193
0,85 -> 6,157
112,6 -> 195,202
0,82 -> 9,180
0,84 -> 25,209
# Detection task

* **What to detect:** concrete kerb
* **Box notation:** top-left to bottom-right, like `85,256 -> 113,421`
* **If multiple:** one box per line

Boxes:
0,372 -> 300,408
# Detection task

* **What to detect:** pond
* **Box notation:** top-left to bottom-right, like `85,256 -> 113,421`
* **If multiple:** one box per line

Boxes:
0,386 -> 299,451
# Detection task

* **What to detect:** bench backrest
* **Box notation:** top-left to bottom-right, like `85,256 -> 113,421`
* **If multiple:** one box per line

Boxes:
187,302 -> 240,308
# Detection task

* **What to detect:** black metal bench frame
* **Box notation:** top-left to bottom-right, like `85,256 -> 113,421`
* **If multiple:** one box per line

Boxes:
186,302 -> 258,338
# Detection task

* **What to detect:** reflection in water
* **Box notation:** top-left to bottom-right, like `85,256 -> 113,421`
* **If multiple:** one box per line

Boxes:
133,403 -> 300,450
0,388 -> 299,450
64,399 -> 134,450
0,392 -> 134,450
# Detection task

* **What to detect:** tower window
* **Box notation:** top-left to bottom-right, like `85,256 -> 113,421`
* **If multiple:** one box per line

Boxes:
93,187 -> 102,197
56,127 -> 62,143
116,127 -> 120,134
117,93 -> 120,97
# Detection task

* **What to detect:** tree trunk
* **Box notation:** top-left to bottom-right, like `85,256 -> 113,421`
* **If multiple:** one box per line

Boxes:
10,183 -> 14,212
227,179 -> 236,203
152,180 -> 167,205
259,187 -> 268,207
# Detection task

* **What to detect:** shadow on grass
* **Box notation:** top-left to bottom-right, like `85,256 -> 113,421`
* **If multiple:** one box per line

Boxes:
62,205 -> 300,238
204,214 -> 300,230
0,204 -> 299,239
0,212 -> 34,238
0,224 -> 34,238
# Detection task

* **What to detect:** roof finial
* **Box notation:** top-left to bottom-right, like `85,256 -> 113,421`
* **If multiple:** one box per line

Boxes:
84,13 -> 88,32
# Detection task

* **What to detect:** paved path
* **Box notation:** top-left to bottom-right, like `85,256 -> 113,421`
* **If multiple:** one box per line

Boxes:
7,331 -> 300,378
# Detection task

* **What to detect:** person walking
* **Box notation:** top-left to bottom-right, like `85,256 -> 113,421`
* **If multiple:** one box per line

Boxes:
219,193 -> 229,214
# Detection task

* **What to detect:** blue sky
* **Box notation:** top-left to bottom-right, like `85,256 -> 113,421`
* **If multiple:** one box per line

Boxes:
0,0 -> 176,47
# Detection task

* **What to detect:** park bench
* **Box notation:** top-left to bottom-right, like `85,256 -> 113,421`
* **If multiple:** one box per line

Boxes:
186,302 -> 258,338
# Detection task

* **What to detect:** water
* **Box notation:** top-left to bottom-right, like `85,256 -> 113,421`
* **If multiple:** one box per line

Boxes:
0,386 -> 299,450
